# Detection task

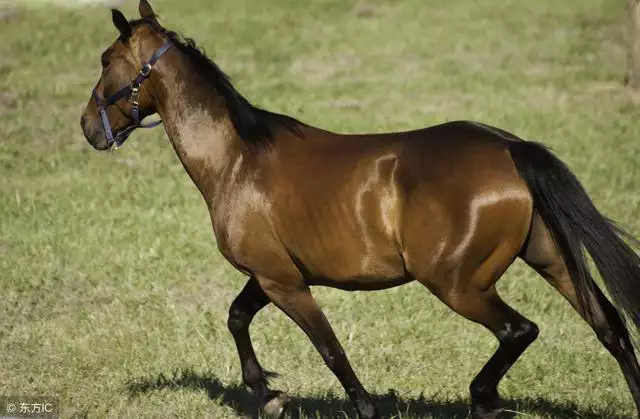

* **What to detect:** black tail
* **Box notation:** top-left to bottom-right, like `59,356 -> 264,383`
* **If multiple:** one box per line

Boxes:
510,141 -> 640,342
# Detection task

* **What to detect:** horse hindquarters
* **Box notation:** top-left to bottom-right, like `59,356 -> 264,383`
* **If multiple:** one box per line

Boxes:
400,141 -> 539,417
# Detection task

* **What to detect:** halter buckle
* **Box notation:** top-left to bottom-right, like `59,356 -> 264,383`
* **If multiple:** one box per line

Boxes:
140,63 -> 152,77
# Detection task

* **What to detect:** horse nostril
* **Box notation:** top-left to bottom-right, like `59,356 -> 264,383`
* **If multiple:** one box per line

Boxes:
80,115 -> 91,133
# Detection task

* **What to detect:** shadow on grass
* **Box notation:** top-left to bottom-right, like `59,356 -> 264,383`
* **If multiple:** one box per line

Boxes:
125,368 -> 627,418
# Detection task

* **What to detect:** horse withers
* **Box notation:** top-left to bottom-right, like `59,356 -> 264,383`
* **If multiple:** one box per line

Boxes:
80,2 -> 640,418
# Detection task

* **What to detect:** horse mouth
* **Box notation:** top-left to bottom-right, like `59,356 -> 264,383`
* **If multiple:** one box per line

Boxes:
108,128 -> 135,149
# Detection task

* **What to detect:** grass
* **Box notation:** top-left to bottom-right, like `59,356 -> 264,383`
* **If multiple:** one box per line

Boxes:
1,0 -> 639,417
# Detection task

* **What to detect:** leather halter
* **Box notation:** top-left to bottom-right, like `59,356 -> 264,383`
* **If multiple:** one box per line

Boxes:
92,41 -> 172,149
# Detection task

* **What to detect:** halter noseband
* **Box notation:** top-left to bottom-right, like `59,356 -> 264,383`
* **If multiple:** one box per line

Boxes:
92,41 -> 172,149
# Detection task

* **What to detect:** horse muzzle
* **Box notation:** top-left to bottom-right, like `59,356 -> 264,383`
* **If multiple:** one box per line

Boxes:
81,114 -> 110,150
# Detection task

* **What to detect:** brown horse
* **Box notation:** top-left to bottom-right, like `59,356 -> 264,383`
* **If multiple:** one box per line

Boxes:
80,2 -> 640,418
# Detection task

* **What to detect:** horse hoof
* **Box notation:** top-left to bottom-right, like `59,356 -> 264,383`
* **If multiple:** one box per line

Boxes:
471,410 -> 497,419
471,403 -> 504,419
471,406 -> 513,419
261,391 -> 289,419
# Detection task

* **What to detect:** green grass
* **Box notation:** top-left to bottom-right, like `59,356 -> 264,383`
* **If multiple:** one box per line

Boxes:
1,0 -> 639,417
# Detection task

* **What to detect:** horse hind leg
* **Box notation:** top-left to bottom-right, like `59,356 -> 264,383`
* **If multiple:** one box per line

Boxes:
417,257 -> 539,417
445,287 -> 538,418
440,288 -> 539,418
409,197 -> 544,417
521,212 -> 640,413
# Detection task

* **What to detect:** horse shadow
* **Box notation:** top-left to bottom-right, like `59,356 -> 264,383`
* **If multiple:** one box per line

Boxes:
125,368 -> 627,418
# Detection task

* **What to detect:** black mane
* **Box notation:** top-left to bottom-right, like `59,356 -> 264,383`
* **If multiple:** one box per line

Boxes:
130,16 -> 303,145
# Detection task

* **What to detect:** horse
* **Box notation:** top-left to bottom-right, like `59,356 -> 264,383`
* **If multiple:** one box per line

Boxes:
80,2 -> 640,418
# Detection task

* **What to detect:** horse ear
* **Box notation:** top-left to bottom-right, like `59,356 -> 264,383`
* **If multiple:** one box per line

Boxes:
111,9 -> 131,38
139,0 -> 158,24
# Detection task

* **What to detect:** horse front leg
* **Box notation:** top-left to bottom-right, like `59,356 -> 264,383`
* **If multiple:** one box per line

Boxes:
227,276 -> 287,417
257,275 -> 379,419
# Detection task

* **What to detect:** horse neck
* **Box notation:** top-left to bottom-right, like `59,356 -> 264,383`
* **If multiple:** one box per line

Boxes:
152,56 -> 243,203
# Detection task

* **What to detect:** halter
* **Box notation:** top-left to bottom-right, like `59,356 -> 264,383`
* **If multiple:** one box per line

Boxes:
92,41 -> 173,149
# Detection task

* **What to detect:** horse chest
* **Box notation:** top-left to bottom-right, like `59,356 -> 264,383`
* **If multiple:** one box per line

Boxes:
209,183 -> 274,269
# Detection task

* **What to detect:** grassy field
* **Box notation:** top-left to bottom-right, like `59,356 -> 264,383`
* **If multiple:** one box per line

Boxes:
1,0 -> 640,417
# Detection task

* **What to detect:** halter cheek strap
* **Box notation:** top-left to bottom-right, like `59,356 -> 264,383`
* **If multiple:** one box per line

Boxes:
93,41 -> 173,149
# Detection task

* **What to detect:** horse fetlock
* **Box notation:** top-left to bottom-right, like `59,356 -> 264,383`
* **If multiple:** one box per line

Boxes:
242,362 -> 267,388
470,382 -> 506,419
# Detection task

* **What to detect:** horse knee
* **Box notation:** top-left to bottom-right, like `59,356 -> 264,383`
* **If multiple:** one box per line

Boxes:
227,304 -> 250,335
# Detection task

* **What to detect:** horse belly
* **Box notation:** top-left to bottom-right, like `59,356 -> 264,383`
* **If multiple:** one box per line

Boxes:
288,195 -> 407,289
276,152 -> 408,289
298,231 -> 408,290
